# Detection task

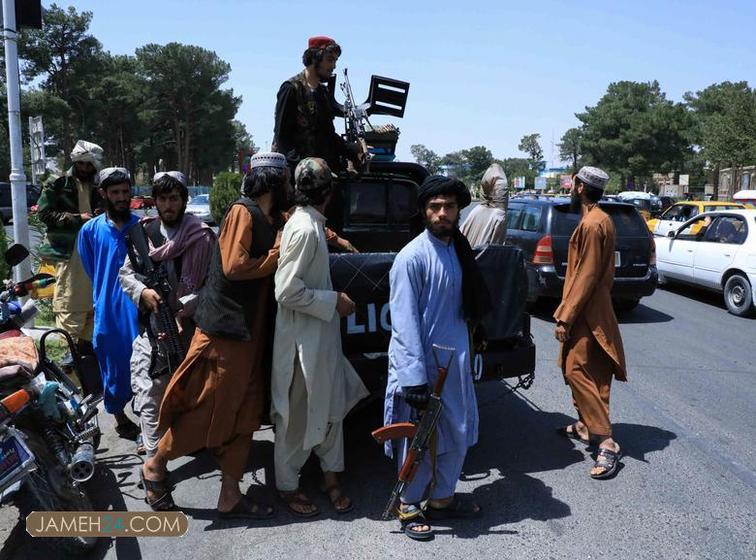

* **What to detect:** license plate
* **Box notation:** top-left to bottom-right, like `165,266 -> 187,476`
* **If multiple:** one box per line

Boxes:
614,251 -> 621,267
0,433 -> 34,491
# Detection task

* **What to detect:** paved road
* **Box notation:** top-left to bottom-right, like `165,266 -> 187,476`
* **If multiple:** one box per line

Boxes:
1,283 -> 755,559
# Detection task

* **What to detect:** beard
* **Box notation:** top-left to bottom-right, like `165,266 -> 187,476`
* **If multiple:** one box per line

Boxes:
73,166 -> 96,183
158,206 -> 185,228
569,189 -> 581,213
426,214 -> 459,239
105,198 -> 131,222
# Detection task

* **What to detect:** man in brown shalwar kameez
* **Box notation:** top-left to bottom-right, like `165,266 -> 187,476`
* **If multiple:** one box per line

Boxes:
554,166 -> 627,480
140,153 -> 291,518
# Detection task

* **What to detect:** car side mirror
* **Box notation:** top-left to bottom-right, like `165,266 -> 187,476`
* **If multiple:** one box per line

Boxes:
667,231 -> 676,238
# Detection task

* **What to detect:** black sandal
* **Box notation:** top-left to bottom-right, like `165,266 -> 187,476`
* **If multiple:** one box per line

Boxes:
591,446 -> 621,479
398,503 -> 433,541
425,494 -> 482,520
218,497 -> 274,520
140,469 -> 176,511
557,423 -> 590,445
116,419 -> 141,440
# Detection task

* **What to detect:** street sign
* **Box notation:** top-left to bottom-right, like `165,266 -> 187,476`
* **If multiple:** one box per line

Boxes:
535,177 -> 547,191
29,115 -> 45,185
679,174 -> 689,187
514,176 -> 526,190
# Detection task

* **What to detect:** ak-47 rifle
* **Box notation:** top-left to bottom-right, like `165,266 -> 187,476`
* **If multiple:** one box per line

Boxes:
371,344 -> 456,520
125,222 -> 185,377
340,68 -> 372,172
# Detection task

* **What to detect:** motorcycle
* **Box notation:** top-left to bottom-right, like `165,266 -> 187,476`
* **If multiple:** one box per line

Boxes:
0,244 -> 102,554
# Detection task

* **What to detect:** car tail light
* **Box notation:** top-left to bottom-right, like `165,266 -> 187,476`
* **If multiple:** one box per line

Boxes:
648,230 -> 656,266
533,235 -> 553,265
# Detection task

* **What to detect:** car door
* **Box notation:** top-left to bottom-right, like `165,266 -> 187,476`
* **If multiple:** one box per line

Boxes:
693,215 -> 746,289
655,204 -> 695,237
656,215 -> 708,281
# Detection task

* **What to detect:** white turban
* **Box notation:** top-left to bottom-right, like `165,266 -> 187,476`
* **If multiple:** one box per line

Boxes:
98,167 -> 131,187
153,171 -> 187,187
70,140 -> 104,171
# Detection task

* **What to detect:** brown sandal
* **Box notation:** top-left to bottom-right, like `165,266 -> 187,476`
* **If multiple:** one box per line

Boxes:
279,490 -> 320,518
321,483 -> 353,514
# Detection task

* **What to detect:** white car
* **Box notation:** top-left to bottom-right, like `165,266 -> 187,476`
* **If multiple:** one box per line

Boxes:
185,194 -> 212,224
655,209 -> 756,317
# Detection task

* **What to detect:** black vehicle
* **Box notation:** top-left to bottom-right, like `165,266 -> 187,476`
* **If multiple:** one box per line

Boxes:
0,182 -> 41,224
504,197 -> 657,310
326,161 -> 536,398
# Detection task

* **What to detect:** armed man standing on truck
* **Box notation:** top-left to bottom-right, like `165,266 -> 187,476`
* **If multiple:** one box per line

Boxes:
37,140 -> 104,397
119,171 -> 215,459
272,35 -> 366,176
554,166 -> 627,480
384,176 -> 490,541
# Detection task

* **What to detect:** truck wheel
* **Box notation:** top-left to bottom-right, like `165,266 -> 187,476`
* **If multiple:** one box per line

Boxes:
724,274 -> 754,317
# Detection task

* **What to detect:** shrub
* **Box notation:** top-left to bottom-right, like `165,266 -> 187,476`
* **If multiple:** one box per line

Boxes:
209,172 -> 242,224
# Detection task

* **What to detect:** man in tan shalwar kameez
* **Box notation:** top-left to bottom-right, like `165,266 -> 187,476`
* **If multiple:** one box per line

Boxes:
554,166 -> 627,480
271,157 -> 368,517
141,153 -> 292,518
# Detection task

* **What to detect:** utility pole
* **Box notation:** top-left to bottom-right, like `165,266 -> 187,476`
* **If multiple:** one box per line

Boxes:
2,0 -> 32,281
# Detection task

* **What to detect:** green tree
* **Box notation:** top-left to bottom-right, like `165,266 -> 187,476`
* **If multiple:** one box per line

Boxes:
558,128 -> 583,173
18,4 -> 105,156
136,42 -> 241,183
410,144 -> 441,174
498,157 -> 534,189
461,146 -> 493,184
209,171 -> 242,224
578,81 -> 693,189
518,133 -> 545,174
684,81 -> 756,191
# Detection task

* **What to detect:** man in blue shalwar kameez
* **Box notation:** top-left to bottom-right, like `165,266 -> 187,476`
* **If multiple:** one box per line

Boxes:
78,167 -> 141,439
384,175 -> 490,541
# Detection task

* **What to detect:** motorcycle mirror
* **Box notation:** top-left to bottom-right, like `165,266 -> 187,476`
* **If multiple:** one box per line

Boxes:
4,244 -> 29,267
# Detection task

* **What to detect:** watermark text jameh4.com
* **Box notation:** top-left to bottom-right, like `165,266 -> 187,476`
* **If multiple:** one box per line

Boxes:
26,512 -> 188,537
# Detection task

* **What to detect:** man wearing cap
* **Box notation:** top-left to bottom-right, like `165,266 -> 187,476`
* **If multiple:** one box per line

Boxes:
461,163 -> 511,246
142,153 -> 290,517
119,172 -> 215,461
554,166 -> 627,480
77,167 -> 141,439
271,157 -> 368,517
383,175 -> 489,540
272,36 -> 365,176
37,140 -> 104,396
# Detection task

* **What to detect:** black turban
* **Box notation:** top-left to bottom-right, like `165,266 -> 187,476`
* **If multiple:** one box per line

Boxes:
416,175 -> 472,211
413,174 -> 490,330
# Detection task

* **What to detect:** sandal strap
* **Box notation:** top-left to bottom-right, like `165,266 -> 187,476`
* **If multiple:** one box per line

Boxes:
595,448 -> 619,468
398,503 -> 425,521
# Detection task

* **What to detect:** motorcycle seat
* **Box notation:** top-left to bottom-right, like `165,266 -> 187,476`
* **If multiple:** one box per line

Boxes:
0,335 -> 39,374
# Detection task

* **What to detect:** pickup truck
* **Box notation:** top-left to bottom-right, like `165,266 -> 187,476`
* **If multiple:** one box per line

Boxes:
325,161 -> 536,400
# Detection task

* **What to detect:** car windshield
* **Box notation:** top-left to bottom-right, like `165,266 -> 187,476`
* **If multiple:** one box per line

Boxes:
552,204 -> 649,237
190,194 -> 209,204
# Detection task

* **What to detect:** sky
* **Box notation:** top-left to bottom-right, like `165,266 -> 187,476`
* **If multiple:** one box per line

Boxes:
38,0 -> 756,166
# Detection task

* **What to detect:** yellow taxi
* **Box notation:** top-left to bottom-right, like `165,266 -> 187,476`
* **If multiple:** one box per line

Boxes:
648,200 -> 745,236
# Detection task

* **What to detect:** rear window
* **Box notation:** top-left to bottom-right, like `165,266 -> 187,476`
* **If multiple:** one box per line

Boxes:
552,204 -> 649,237
347,180 -> 414,226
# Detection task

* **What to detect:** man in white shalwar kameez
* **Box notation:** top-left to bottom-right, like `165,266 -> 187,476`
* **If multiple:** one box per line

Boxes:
271,157 -> 368,517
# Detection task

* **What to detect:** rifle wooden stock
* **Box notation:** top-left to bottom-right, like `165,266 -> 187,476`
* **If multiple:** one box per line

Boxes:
398,449 -> 419,482
432,366 -> 448,397
371,422 -> 416,444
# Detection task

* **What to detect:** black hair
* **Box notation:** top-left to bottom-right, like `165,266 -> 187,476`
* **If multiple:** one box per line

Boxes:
302,43 -> 342,67
100,171 -> 131,190
242,166 -> 287,199
152,175 -> 188,202
583,184 -> 604,203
